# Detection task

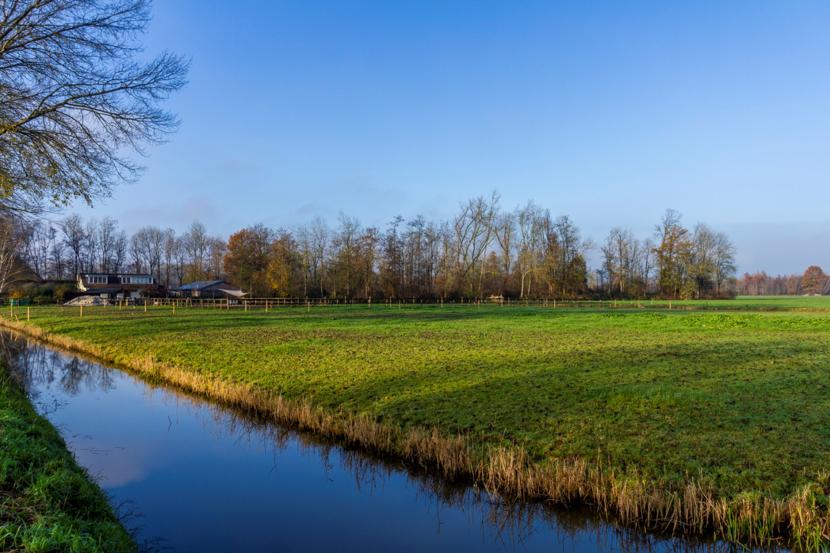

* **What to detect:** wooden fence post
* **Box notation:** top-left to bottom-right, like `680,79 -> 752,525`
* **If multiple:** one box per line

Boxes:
80,305 -> 83,318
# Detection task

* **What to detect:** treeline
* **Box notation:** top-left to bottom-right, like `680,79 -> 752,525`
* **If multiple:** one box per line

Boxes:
220,204 -> 736,300
736,266 -> 830,296
600,209 -> 735,299
14,195 -> 739,301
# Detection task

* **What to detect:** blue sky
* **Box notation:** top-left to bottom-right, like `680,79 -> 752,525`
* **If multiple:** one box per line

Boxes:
71,1 -> 830,274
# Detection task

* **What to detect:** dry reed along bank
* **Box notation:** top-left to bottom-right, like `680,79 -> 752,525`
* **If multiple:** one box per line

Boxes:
3,300 -> 830,550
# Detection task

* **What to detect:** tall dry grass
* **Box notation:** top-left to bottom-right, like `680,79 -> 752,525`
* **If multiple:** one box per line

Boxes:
2,318 -> 827,551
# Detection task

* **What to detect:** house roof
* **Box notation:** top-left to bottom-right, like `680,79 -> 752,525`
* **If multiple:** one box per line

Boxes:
178,280 -> 231,291
81,287 -> 123,294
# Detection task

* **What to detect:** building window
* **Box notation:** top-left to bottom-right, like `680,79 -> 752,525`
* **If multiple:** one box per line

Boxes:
119,275 -> 151,285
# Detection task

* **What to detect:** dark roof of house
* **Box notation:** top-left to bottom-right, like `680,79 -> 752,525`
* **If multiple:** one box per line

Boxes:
178,280 -> 236,291
80,286 -> 124,293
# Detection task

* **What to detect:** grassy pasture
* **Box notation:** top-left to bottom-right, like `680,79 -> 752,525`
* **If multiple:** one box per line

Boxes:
6,298 -> 830,548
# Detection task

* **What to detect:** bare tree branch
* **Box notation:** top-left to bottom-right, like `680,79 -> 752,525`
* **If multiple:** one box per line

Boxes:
0,0 -> 187,213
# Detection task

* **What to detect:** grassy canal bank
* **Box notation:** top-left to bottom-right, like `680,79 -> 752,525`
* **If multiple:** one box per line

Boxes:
3,300 -> 830,550
0,353 -> 135,552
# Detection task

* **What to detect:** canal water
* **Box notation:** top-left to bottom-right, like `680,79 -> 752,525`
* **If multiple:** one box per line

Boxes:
3,333 -> 751,552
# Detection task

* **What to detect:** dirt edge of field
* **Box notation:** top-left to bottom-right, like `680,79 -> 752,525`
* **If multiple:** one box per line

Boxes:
2,318 -> 827,551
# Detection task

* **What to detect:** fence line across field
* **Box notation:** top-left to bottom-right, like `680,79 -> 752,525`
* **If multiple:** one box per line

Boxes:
144,297 -> 665,309
4,297 -> 708,319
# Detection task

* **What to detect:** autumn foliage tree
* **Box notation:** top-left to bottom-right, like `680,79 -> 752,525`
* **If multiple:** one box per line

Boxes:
266,232 -> 301,297
801,266 -> 829,296
223,225 -> 272,296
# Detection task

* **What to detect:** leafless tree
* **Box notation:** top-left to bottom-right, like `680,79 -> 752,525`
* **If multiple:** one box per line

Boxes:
452,192 -> 499,295
49,230 -> 66,279
0,0 -> 187,213
130,226 -> 164,279
172,236 -> 187,286
515,202 -> 547,298
162,228 -> 177,287
206,236 -> 226,279
712,231 -> 736,296
112,228 -> 127,273
97,217 -> 119,272
378,216 -> 403,298
83,219 -> 98,271
602,228 -> 651,297
0,216 -> 31,293
542,215 -> 588,297
493,211 -> 515,294
307,218 -> 328,297
22,220 -> 51,278
182,222 -> 209,281
331,214 -> 361,298
61,214 -> 85,278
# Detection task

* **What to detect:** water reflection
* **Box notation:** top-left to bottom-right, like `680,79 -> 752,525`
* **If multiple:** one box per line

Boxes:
1,333 -> 775,553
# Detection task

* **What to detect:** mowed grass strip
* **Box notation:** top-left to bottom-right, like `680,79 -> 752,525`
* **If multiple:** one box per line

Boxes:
9,300 -> 830,548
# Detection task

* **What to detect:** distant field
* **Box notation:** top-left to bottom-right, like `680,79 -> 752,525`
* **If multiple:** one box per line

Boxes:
587,295 -> 830,310
6,298 -> 830,548
732,295 -> 830,308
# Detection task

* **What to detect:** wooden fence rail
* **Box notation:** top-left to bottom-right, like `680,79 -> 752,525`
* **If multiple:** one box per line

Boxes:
140,297 -> 657,309
21,297 -> 697,312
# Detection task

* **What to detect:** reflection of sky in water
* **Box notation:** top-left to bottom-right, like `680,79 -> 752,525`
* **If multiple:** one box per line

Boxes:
4,335 -> 775,553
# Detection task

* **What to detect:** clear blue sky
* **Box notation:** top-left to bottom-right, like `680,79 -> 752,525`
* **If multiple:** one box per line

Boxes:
71,0 -> 830,274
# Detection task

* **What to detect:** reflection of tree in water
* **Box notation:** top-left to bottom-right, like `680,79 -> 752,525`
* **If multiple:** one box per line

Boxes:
0,332 -> 116,398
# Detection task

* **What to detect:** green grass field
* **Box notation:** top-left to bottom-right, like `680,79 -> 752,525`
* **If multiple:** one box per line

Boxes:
0,358 -> 135,552
5,297 -> 830,548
